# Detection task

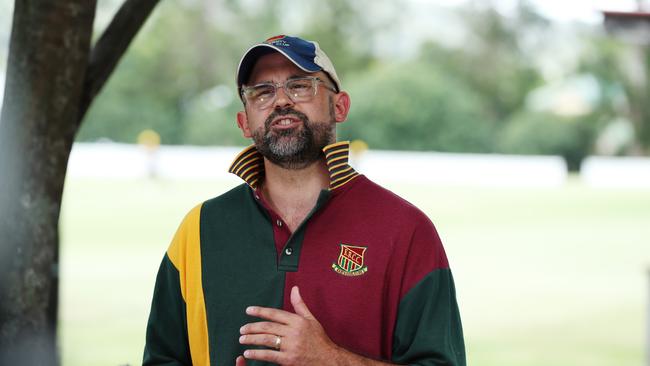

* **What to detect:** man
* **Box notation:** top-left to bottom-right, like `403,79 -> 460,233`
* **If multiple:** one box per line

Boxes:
143,35 -> 465,366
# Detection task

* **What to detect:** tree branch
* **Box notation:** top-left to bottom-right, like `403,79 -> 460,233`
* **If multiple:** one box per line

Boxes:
77,0 -> 161,123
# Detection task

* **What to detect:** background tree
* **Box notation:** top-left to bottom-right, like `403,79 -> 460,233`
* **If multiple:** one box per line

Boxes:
420,1 -> 546,125
0,0 -> 160,364
76,0 -> 385,146
579,33 -> 650,154
340,61 -> 496,152
72,0 -> 612,170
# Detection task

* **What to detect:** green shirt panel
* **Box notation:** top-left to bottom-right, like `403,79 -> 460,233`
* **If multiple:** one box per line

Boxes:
143,254 -> 191,365
200,184 -> 286,366
392,268 -> 466,366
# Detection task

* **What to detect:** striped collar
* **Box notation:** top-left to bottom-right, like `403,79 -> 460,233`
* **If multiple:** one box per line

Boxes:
228,141 -> 360,190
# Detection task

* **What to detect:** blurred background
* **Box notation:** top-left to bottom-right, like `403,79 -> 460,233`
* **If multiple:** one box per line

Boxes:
1,0 -> 649,365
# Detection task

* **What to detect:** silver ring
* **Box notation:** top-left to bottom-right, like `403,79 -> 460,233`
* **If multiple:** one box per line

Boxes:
274,336 -> 282,350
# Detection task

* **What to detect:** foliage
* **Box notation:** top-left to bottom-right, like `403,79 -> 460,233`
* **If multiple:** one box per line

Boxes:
79,1 -> 228,144
182,89 -> 248,146
77,0 -> 379,146
578,34 -> 650,153
340,62 -> 496,153
420,2 -> 546,123
497,111 -> 596,171
72,0 -> 650,165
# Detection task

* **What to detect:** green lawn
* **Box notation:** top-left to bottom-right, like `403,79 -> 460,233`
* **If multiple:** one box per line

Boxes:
59,177 -> 650,366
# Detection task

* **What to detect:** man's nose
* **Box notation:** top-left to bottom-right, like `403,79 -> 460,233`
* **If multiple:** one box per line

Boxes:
273,85 -> 295,109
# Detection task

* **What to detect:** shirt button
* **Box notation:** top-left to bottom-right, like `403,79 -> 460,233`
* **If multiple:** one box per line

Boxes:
276,219 -> 283,227
254,195 -> 260,200
285,247 -> 293,255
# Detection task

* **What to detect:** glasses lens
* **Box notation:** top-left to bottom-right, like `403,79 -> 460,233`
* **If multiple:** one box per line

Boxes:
243,78 -> 319,109
245,84 -> 275,108
286,78 -> 315,100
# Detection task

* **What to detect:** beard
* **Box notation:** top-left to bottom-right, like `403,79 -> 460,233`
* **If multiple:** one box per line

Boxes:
251,105 -> 335,170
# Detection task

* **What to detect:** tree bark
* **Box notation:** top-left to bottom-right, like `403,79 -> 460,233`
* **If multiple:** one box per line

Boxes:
0,1 -> 97,364
0,0 -> 160,364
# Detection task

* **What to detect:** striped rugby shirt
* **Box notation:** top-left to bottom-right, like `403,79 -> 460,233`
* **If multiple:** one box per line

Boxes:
143,141 -> 465,366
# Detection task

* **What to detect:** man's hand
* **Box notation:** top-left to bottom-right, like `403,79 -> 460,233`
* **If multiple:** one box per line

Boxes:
237,286 -> 340,365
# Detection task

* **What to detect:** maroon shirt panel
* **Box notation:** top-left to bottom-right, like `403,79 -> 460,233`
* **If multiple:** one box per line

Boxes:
281,176 -> 450,360
254,189 -> 291,259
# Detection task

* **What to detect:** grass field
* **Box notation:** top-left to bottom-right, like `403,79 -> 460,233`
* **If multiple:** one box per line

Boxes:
59,177 -> 650,366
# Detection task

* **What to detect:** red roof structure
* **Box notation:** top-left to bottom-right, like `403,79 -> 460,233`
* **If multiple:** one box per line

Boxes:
602,10 -> 650,44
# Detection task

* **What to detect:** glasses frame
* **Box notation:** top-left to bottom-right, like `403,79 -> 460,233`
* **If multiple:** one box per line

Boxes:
240,76 -> 338,110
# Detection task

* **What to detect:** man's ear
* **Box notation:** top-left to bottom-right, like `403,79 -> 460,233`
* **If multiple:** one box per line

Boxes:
236,110 -> 252,138
333,91 -> 351,123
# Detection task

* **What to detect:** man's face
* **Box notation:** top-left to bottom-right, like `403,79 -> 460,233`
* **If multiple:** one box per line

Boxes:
237,53 -> 348,170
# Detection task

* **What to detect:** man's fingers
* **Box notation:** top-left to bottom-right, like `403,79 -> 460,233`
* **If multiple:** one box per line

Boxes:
290,286 -> 313,318
246,305 -> 296,325
240,321 -> 287,336
235,355 -> 247,366
239,334 -> 282,349
242,349 -> 284,364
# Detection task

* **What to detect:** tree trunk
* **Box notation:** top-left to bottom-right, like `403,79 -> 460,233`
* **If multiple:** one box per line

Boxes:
0,0 -> 160,363
0,1 -> 97,364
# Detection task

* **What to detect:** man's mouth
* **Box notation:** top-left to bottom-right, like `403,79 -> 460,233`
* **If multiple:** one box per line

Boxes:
270,116 -> 303,129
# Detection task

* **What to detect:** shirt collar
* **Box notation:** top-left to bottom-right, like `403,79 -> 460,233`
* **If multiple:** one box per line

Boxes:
228,141 -> 360,190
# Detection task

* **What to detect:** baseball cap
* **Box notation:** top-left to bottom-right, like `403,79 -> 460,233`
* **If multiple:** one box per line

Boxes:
236,35 -> 341,93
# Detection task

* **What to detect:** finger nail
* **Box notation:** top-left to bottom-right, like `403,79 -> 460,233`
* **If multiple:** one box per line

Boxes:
239,335 -> 245,343
246,306 -> 255,314
244,350 -> 252,358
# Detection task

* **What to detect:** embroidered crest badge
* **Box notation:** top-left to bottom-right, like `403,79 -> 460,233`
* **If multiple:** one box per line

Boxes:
332,244 -> 368,277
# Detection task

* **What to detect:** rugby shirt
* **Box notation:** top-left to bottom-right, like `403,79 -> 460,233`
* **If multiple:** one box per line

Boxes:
143,141 -> 465,366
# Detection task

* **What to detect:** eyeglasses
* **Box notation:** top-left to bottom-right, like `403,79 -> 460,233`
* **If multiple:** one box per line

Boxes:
241,76 -> 337,110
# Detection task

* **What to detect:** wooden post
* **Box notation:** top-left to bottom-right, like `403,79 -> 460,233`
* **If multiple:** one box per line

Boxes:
647,268 -> 650,366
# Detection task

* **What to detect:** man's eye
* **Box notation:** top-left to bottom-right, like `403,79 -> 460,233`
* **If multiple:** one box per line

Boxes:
252,86 -> 274,99
288,81 -> 311,91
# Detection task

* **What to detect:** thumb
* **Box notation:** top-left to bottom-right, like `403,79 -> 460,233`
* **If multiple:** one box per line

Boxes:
290,286 -> 313,318
235,355 -> 247,366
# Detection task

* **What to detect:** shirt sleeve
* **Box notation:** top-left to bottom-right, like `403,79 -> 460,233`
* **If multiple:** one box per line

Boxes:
143,204 -> 205,366
390,216 -> 466,366
143,254 -> 192,365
